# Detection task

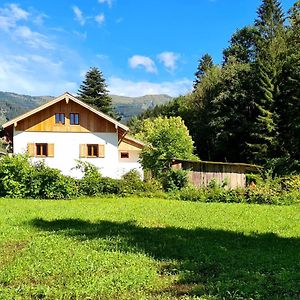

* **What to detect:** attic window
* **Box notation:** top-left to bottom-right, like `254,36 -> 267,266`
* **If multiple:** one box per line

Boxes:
55,113 -> 65,124
121,152 -> 129,159
70,113 -> 79,125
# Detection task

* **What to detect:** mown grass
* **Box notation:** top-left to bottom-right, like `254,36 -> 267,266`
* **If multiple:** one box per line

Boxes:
0,197 -> 299,299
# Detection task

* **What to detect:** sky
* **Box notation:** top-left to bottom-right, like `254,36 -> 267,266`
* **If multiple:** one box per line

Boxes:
0,0 -> 296,97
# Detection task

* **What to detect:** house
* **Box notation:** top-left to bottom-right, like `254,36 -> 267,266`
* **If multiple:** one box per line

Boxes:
2,92 -> 144,179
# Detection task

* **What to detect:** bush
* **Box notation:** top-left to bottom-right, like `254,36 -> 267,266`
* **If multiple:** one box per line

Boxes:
76,161 -> 103,196
28,162 -> 78,199
0,155 -> 77,199
161,169 -> 188,192
0,154 -> 32,197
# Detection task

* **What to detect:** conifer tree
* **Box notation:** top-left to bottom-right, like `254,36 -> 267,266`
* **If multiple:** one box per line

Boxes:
78,67 -> 114,116
249,0 -> 286,162
193,54 -> 213,91
278,1 -> 300,160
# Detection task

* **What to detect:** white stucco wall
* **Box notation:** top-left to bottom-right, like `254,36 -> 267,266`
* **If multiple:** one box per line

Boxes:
13,130 -> 125,178
118,150 -> 143,179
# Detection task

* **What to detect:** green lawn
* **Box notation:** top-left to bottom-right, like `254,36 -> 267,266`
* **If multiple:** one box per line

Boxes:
0,197 -> 299,299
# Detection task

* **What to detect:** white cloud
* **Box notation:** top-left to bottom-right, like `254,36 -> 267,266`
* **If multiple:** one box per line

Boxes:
157,51 -> 180,71
0,53 -> 77,96
98,0 -> 113,8
95,13 -> 105,25
128,55 -> 157,73
108,76 -> 192,97
72,6 -> 85,26
14,26 -> 53,49
0,3 -> 29,31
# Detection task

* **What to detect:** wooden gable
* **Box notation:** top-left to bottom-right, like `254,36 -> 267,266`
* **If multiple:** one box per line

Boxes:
15,100 -> 116,133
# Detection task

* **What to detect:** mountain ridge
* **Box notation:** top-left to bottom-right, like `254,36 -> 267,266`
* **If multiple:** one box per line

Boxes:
0,91 -> 172,125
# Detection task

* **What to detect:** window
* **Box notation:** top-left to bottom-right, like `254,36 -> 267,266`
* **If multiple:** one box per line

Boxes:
87,144 -> 98,157
28,143 -> 54,158
121,152 -> 129,159
55,113 -> 65,124
79,144 -> 105,158
70,113 -> 79,125
36,143 -> 48,157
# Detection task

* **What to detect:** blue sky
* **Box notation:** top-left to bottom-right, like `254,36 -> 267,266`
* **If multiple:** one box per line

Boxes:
0,0 -> 295,97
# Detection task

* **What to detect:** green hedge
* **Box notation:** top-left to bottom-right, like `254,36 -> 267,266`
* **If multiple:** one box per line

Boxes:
1,155 -> 299,204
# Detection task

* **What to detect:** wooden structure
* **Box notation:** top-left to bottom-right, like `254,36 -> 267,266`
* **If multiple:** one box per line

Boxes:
171,159 -> 261,189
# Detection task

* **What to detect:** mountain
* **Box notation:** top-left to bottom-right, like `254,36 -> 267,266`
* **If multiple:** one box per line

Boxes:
0,92 -> 172,126
111,94 -> 172,122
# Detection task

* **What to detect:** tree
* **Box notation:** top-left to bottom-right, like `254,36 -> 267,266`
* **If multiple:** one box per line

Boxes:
249,0 -> 286,162
277,1 -> 300,160
135,116 -> 196,177
193,54 -> 213,91
78,67 -> 116,117
223,26 -> 258,64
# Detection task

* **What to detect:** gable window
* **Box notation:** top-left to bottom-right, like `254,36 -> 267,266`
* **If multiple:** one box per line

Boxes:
121,152 -> 129,159
55,113 -> 65,124
70,113 -> 79,125
87,144 -> 99,157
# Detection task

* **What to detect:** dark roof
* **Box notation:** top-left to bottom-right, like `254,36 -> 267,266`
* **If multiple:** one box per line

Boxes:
171,158 -> 261,172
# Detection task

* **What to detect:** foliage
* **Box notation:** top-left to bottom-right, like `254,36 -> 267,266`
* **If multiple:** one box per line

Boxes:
78,67 -> 118,118
0,155 -> 77,199
130,0 -> 300,174
193,53 -> 214,91
223,26 -> 258,64
161,169 -> 188,192
135,116 -> 196,177
171,174 -> 300,205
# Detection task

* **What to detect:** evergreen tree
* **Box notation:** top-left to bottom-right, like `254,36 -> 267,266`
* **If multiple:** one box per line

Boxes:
277,1 -> 300,160
78,67 -> 115,116
249,0 -> 286,162
193,54 -> 213,91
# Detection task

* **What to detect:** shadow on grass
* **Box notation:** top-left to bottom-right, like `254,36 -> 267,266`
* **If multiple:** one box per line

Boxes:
30,218 -> 300,299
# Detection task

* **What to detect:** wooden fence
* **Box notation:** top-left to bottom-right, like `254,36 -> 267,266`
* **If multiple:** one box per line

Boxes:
171,159 -> 260,189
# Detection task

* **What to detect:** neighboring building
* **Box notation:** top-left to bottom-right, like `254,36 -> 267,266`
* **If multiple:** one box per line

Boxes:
171,159 -> 260,189
2,92 -> 144,179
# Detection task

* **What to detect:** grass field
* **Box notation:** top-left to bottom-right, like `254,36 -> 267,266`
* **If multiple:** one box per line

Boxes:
0,197 -> 299,299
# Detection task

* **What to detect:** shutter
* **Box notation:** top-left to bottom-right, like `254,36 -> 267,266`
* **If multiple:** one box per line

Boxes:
79,144 -> 87,158
98,144 -> 105,158
27,143 -> 35,157
48,144 -> 54,157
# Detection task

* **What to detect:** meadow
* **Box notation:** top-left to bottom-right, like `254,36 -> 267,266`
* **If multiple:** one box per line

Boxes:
0,197 -> 299,299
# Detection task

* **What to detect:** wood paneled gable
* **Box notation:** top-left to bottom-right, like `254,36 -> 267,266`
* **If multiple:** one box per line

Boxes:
16,99 -> 116,133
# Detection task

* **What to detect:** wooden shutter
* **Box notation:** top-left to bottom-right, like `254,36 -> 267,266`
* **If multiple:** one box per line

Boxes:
27,143 -> 35,157
79,144 -> 87,158
98,144 -> 105,158
48,144 -> 54,157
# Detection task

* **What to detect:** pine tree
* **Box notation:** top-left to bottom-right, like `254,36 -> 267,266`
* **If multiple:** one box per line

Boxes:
249,0 -> 286,162
78,67 -> 115,116
277,1 -> 300,160
193,54 -> 213,91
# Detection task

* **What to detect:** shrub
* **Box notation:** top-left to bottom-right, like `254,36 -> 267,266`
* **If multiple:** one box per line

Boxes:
161,169 -> 188,192
76,161 -> 103,196
28,162 -> 78,199
0,154 -> 32,197
0,155 -> 77,199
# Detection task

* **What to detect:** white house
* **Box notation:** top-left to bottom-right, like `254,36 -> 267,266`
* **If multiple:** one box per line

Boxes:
2,92 -> 144,179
